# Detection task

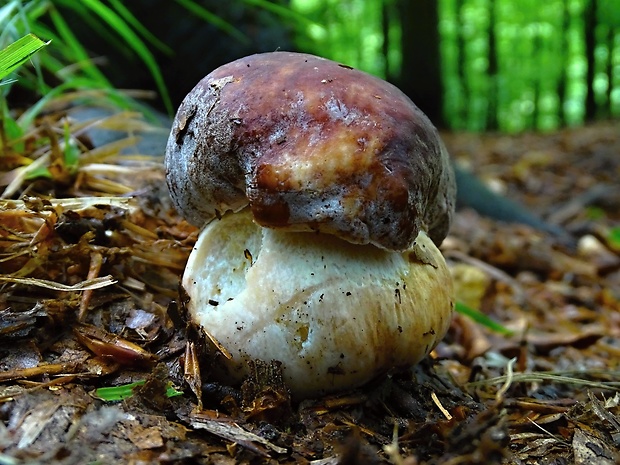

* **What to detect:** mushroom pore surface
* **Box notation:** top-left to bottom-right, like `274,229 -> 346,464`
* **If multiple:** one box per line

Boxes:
183,209 -> 454,399
165,51 -> 455,251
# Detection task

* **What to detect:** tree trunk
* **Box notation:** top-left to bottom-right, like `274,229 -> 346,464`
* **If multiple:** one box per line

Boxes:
486,0 -> 498,131
557,0 -> 569,126
605,26 -> 613,118
456,0 -> 467,128
396,0 -> 443,127
382,0 -> 391,80
584,0 -> 598,120
532,34 -> 541,129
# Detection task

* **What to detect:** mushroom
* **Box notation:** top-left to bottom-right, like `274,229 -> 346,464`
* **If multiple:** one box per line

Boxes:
166,51 -> 456,399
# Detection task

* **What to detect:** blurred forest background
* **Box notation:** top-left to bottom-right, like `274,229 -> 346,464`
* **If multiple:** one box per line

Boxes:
294,0 -> 620,132
1,0 -> 619,133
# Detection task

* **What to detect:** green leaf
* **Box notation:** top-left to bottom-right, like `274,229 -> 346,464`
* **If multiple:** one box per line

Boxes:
455,301 -> 514,335
609,227 -> 620,249
63,120 -> 80,171
94,381 -> 143,401
0,98 -> 24,152
0,33 -> 49,81
25,165 -> 53,180
93,380 -> 183,402
586,206 -> 606,220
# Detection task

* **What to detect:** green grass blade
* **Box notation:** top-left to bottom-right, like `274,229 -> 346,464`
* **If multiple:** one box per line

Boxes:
609,227 -> 620,249
16,78 -> 133,129
94,381 -> 144,401
48,6 -> 111,87
173,0 -> 250,44
62,119 -> 80,170
0,2 -> 20,33
455,301 -> 514,335
93,380 -> 183,401
53,1 -> 129,53
107,0 -> 173,55
0,33 -> 49,81
79,0 -> 173,114
0,98 -> 24,152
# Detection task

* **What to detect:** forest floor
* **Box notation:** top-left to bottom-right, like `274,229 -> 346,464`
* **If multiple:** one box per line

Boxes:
0,109 -> 619,464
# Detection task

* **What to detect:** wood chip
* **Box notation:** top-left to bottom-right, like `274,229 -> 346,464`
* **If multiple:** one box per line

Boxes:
190,411 -> 287,456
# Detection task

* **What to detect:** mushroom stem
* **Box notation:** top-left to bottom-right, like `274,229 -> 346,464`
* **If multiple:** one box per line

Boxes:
183,209 -> 454,399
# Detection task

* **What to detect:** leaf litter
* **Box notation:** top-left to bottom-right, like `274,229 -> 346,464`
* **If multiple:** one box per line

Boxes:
0,101 -> 619,463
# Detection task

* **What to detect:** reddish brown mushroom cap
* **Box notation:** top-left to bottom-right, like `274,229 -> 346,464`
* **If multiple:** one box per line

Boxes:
165,51 -> 455,250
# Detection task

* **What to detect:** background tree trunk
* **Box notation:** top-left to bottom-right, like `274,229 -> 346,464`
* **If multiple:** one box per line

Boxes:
584,0 -> 598,120
557,0 -> 569,126
486,0 -> 498,131
605,26 -> 613,118
456,0 -> 467,128
396,0 -> 444,127
382,0 -> 391,80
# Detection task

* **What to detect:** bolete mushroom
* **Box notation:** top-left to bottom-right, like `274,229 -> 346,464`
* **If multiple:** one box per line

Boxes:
165,51 -> 456,399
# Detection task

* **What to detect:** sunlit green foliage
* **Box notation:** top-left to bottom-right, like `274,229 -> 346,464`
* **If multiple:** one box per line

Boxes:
291,0 -> 620,132
291,0 -> 400,79
439,0 -> 617,132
